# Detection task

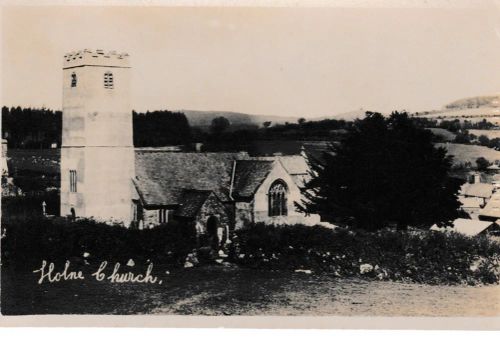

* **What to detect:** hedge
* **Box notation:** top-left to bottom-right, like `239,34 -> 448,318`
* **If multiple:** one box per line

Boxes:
1,217 -> 196,271
228,223 -> 500,285
3,217 -> 500,285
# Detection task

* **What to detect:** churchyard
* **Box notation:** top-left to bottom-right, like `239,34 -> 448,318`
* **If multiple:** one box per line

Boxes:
2,262 -> 499,316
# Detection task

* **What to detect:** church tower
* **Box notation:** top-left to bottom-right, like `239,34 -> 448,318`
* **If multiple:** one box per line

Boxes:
61,49 -> 135,225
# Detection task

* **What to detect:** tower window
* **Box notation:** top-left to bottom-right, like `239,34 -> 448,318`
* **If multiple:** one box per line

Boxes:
268,180 -> 288,217
104,71 -> 114,89
71,72 -> 77,87
69,170 -> 77,192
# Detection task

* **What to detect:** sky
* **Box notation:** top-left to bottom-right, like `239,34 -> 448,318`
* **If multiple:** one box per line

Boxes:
2,3 -> 500,117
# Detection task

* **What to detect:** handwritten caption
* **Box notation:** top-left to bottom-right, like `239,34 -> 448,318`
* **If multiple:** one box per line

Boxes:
33,260 -> 163,285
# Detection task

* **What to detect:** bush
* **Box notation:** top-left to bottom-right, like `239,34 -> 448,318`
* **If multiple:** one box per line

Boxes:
476,157 -> 490,171
230,224 -> 500,285
1,217 -> 196,271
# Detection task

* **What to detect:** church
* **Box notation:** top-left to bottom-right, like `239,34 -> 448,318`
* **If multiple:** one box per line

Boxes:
60,50 -> 320,237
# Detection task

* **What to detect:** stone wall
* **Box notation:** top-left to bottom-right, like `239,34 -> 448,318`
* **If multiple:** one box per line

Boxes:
234,201 -> 253,230
234,161 -> 321,229
192,193 -> 231,235
143,208 -> 159,228
253,161 -> 308,222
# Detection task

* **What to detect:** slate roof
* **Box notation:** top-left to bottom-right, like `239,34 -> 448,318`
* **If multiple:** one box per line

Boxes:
174,190 -> 212,218
459,182 -> 494,199
251,155 -> 308,175
479,191 -> 500,219
278,155 -> 309,176
431,218 -> 494,237
458,196 -> 483,209
134,151 -> 249,206
231,160 -> 274,199
240,155 -> 310,188
302,141 -> 335,164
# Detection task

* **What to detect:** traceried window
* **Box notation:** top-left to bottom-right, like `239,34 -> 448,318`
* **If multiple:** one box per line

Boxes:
104,71 -> 114,89
158,209 -> 168,224
71,72 -> 77,87
268,180 -> 288,217
69,170 -> 77,193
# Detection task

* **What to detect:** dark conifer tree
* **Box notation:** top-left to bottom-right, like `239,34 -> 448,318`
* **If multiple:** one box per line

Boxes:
299,111 -> 462,230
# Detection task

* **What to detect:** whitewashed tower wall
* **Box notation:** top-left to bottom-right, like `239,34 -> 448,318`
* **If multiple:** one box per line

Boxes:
61,49 -> 135,225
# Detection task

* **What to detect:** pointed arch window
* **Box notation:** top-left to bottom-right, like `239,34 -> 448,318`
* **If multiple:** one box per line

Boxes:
104,71 -> 114,89
71,72 -> 77,87
268,180 -> 288,217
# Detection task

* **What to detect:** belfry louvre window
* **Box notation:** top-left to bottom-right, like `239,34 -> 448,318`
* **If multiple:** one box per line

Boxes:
159,209 -> 168,224
69,170 -> 77,193
268,180 -> 288,217
71,72 -> 77,87
104,71 -> 114,89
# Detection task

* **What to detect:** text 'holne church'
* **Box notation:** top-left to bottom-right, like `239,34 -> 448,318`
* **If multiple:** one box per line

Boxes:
61,49 -> 320,238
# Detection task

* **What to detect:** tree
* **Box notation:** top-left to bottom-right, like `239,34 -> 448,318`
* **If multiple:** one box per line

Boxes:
1,106 -> 62,148
489,138 -> 500,150
263,121 -> 272,128
454,131 -> 472,144
210,116 -> 230,135
132,110 -> 192,147
476,157 -> 490,171
478,135 -> 490,146
299,111 -> 462,230
298,117 -> 306,125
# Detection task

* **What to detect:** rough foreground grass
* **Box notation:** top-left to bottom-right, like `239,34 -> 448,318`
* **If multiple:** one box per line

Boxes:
2,263 -> 499,316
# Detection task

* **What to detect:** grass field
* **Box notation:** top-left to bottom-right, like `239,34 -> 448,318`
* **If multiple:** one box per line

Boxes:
437,143 -> 500,166
469,129 -> 500,139
8,148 -> 60,174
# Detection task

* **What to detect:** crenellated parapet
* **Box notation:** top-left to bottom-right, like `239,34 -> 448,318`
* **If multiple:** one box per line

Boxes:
63,49 -> 130,69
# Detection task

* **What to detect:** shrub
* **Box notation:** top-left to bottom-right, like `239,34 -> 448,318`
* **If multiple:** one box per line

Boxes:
1,217 -> 196,271
230,224 -> 500,285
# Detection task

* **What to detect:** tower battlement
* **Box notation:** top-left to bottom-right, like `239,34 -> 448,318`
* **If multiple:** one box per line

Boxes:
63,49 -> 130,69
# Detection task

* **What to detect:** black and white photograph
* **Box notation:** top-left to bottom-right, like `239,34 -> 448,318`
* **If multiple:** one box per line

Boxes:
1,0 -> 499,327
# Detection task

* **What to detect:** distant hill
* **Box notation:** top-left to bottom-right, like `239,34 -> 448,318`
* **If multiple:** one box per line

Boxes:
414,94 -> 500,124
181,107 -> 377,130
181,93 -> 500,130
445,95 -> 499,110
311,108 -> 375,122
181,109 -> 297,130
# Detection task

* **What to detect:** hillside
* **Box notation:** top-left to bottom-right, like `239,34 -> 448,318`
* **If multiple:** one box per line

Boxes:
311,108 -> 375,122
436,143 -> 500,167
181,109 -> 297,130
177,93 -> 500,129
414,94 -> 500,123
468,129 -> 500,139
181,107 -> 378,130
445,95 -> 499,110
